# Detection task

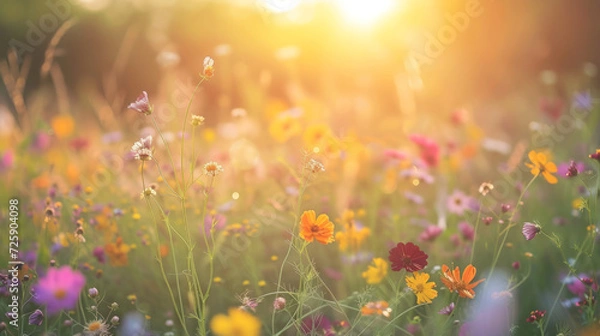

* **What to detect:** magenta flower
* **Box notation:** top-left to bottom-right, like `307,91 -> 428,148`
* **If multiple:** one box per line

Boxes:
458,221 -> 475,241
33,266 -> 85,315
388,242 -> 428,272
522,222 -> 541,241
409,134 -> 440,168
419,225 -> 443,242
128,91 -> 153,115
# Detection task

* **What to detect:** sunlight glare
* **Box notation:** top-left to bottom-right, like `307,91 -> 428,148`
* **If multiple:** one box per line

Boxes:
336,0 -> 396,26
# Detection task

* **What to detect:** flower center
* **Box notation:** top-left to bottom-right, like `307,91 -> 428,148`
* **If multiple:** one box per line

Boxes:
311,225 -> 319,232
54,289 -> 67,300
416,284 -> 424,293
88,321 -> 101,331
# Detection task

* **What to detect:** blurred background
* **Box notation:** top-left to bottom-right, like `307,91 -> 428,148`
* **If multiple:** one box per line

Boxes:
1,0 -> 599,129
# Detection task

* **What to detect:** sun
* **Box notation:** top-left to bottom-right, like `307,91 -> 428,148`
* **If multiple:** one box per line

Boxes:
336,0 -> 397,26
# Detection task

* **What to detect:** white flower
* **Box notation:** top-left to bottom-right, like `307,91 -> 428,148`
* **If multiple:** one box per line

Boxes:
307,158 -> 325,173
131,136 -> 153,161
140,187 -> 157,199
204,161 -> 224,177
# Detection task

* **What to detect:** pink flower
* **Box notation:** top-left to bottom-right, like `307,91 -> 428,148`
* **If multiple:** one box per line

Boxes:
128,91 -> 153,115
33,266 -> 85,315
458,221 -> 475,241
447,190 -> 472,215
419,225 -> 443,242
409,134 -> 440,168
522,222 -> 541,241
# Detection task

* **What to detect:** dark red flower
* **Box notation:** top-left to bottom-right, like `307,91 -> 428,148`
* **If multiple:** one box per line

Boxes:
526,310 -> 545,323
388,242 -> 428,272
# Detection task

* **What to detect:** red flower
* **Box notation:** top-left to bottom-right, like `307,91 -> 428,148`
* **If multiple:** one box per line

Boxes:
388,242 -> 428,272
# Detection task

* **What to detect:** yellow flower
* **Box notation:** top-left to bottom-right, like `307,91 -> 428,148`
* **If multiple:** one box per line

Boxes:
406,272 -> 438,304
303,124 -> 331,152
525,150 -> 558,184
269,114 -> 301,143
572,198 -> 586,211
51,114 -> 75,139
105,237 -> 131,267
299,210 -> 335,244
335,210 -> 370,252
362,258 -> 388,284
210,308 -> 261,336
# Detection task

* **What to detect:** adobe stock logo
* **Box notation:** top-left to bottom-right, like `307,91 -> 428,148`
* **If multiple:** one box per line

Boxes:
408,0 -> 484,68
8,0 -> 73,62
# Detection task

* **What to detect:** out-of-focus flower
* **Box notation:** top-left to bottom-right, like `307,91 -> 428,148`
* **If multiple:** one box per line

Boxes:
269,114 -> 301,143
438,302 -> 455,315
140,187 -> 156,199
419,225 -> 443,242
589,149 -> 600,162
335,210 -> 369,251
299,210 -> 335,244
210,308 -> 261,336
204,211 -> 227,235
360,301 -> 391,317
307,159 -> 325,174
131,136 -> 153,161
93,246 -> 105,264
361,258 -> 388,285
389,242 -> 428,272
482,216 -> 493,225
88,287 -> 99,298
33,266 -> 85,315
203,56 -> 215,78
478,182 -> 494,196
237,292 -> 262,312
303,124 -> 331,152
447,190 -> 472,215
51,114 -> 75,139
458,222 -> 475,241
525,150 -> 558,184
440,264 -> 484,299
204,161 -> 224,177
28,309 -> 44,325
191,115 -> 205,127
409,134 -> 440,168
526,310 -> 545,323
104,237 -> 132,267
273,297 -> 286,310
128,91 -> 153,115
301,315 -> 334,336
512,261 -> 520,270
558,161 -> 585,178
405,272 -> 438,304
522,222 -> 541,241
573,91 -> 593,110
0,150 -> 14,171
540,96 -> 564,120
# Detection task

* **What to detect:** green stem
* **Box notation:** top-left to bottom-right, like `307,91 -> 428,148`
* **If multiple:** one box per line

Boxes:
179,79 -> 205,190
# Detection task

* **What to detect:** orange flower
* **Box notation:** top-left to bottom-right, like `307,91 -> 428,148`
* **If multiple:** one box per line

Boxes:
360,301 -> 391,317
525,150 -> 557,184
105,237 -> 132,267
440,264 -> 484,299
299,210 -> 335,244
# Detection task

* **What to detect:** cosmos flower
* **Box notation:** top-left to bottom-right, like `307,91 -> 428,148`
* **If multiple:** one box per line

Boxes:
299,210 -> 335,244
301,315 -> 335,336
405,272 -> 438,304
440,264 -> 484,299
388,242 -> 428,272
127,91 -> 153,115
210,308 -> 261,336
204,161 -> 224,177
33,266 -> 85,315
522,222 -> 541,241
458,222 -> 475,241
447,190 -> 472,215
409,134 -> 440,168
131,136 -> 153,161
361,258 -> 388,285
419,225 -> 443,242
525,150 -> 558,184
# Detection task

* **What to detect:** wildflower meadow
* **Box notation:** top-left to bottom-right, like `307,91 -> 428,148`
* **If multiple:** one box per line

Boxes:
1,1 -> 600,335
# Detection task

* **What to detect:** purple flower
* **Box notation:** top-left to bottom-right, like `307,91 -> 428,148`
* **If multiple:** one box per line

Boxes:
93,247 -> 105,264
522,222 -> 541,241
28,309 -> 44,325
558,161 -> 585,178
447,190 -> 472,215
301,315 -> 334,336
33,266 -> 85,315
203,212 -> 226,235
458,221 -> 475,241
439,302 -> 455,315
572,91 -> 592,111
128,91 -> 153,115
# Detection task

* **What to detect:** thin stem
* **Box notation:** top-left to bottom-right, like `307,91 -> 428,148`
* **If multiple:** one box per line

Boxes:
179,79 -> 205,190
